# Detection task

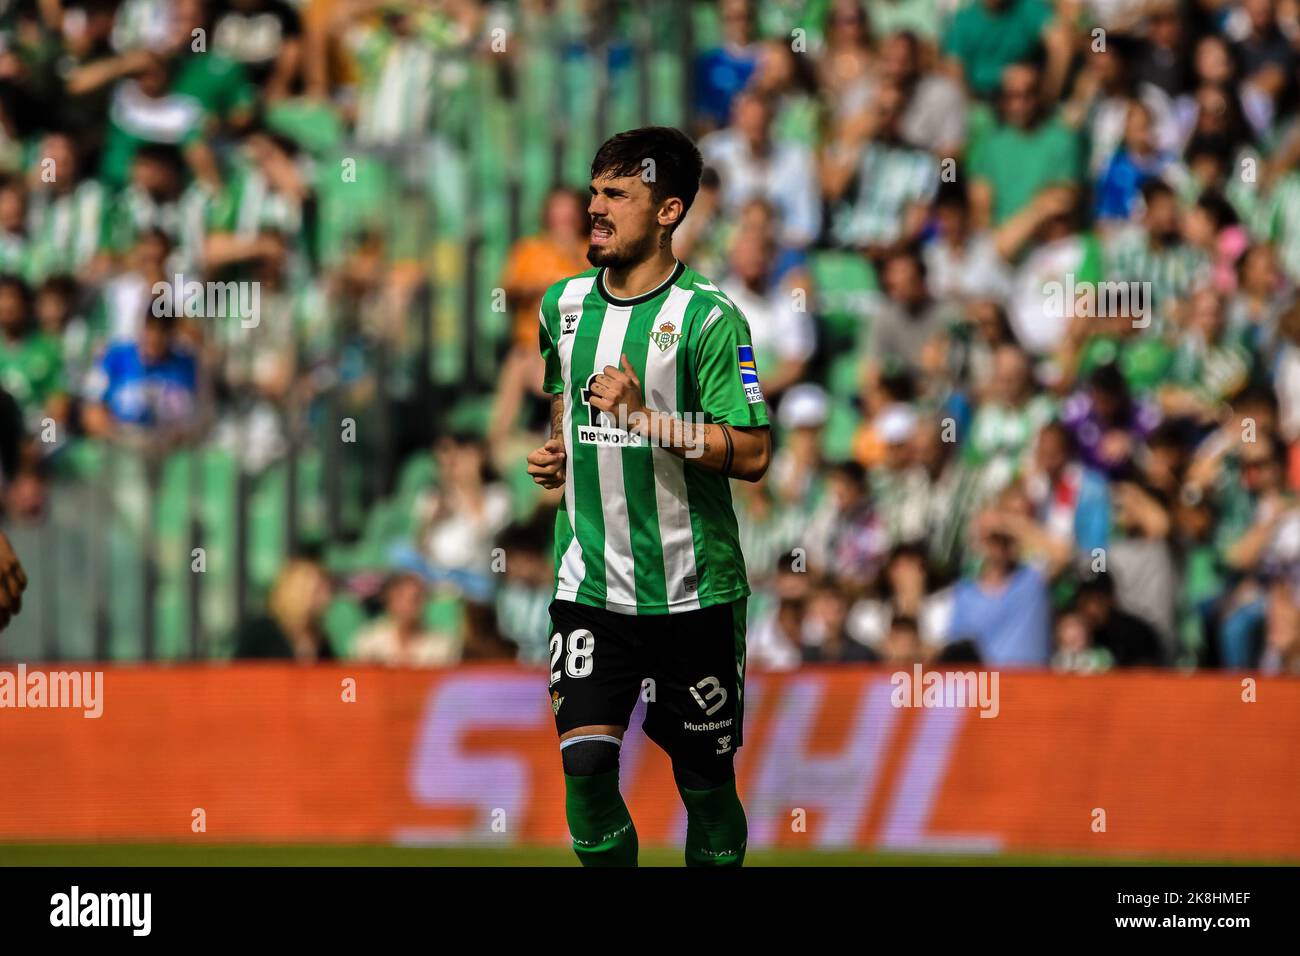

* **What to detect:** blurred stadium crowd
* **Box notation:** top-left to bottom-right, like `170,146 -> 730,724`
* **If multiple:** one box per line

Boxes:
1,0 -> 1299,674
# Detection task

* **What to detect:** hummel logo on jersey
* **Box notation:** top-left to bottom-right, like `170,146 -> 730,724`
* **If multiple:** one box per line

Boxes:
737,345 -> 764,404
562,312 -> 579,334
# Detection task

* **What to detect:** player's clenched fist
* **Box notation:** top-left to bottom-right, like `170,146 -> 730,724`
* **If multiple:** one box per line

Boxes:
0,531 -> 27,633
588,355 -> 646,422
527,438 -> 567,489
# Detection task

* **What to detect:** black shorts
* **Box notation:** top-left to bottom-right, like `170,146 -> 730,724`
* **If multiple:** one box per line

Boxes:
546,597 -> 747,772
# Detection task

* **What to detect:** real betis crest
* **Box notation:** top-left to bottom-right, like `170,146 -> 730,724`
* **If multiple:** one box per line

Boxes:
649,320 -> 681,352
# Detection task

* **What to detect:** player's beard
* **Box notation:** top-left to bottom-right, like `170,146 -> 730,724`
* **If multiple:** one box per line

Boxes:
586,226 -> 655,269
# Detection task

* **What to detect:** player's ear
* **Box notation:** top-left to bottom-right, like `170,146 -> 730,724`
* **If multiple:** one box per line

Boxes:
658,197 -> 684,230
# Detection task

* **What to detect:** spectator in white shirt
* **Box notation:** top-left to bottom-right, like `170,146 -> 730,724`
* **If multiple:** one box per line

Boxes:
353,573 -> 461,667
699,88 -> 822,247
923,183 -> 1012,304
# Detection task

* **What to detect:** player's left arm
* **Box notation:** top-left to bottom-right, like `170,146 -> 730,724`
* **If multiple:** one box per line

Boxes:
587,356 -> 770,480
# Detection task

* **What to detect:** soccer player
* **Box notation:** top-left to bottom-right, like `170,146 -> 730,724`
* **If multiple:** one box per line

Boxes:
526,127 -> 771,867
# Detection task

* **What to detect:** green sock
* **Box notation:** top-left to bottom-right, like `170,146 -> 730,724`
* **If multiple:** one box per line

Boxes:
564,770 -> 638,867
677,778 -> 748,867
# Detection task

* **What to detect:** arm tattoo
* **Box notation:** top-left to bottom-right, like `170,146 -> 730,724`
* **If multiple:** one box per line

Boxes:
686,418 -> 710,455
550,395 -> 564,441
719,423 -> 734,477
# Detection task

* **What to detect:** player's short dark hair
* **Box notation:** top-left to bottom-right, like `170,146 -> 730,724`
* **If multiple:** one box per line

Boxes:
590,126 -> 703,232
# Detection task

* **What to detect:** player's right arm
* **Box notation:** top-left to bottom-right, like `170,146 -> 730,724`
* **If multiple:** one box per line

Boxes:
527,393 -> 566,489
527,297 -> 567,489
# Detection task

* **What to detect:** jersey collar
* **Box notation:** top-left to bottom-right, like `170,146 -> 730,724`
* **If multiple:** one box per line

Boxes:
596,259 -> 685,307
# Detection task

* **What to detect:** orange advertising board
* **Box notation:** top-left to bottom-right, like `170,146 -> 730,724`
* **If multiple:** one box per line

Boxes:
0,664 -> 1296,860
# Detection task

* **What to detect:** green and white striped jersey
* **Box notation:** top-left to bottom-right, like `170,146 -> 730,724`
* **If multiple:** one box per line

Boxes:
27,180 -> 107,280
539,261 -> 770,616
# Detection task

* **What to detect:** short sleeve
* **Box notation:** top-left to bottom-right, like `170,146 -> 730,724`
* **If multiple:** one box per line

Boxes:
539,305 -> 563,395
694,306 -> 770,428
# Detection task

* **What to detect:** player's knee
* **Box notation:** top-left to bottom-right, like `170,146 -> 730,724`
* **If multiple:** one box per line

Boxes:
560,734 -> 622,777
671,755 -> 735,792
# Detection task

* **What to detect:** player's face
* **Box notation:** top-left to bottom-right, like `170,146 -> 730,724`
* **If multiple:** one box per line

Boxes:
587,173 -> 661,269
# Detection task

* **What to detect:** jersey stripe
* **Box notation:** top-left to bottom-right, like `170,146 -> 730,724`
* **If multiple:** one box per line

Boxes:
593,302 -> 639,612
700,304 -> 724,336
620,302 -> 669,611
568,287 -> 612,606
643,285 -> 701,612
554,276 -> 595,603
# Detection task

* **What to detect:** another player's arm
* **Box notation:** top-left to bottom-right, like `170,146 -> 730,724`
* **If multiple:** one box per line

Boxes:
526,393 -> 567,489
588,356 -> 771,481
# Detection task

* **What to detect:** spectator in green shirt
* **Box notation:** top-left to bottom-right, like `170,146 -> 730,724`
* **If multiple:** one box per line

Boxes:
95,51 -> 221,191
0,275 -> 67,431
942,0 -> 1054,99
168,0 -> 257,127
968,61 -> 1083,227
